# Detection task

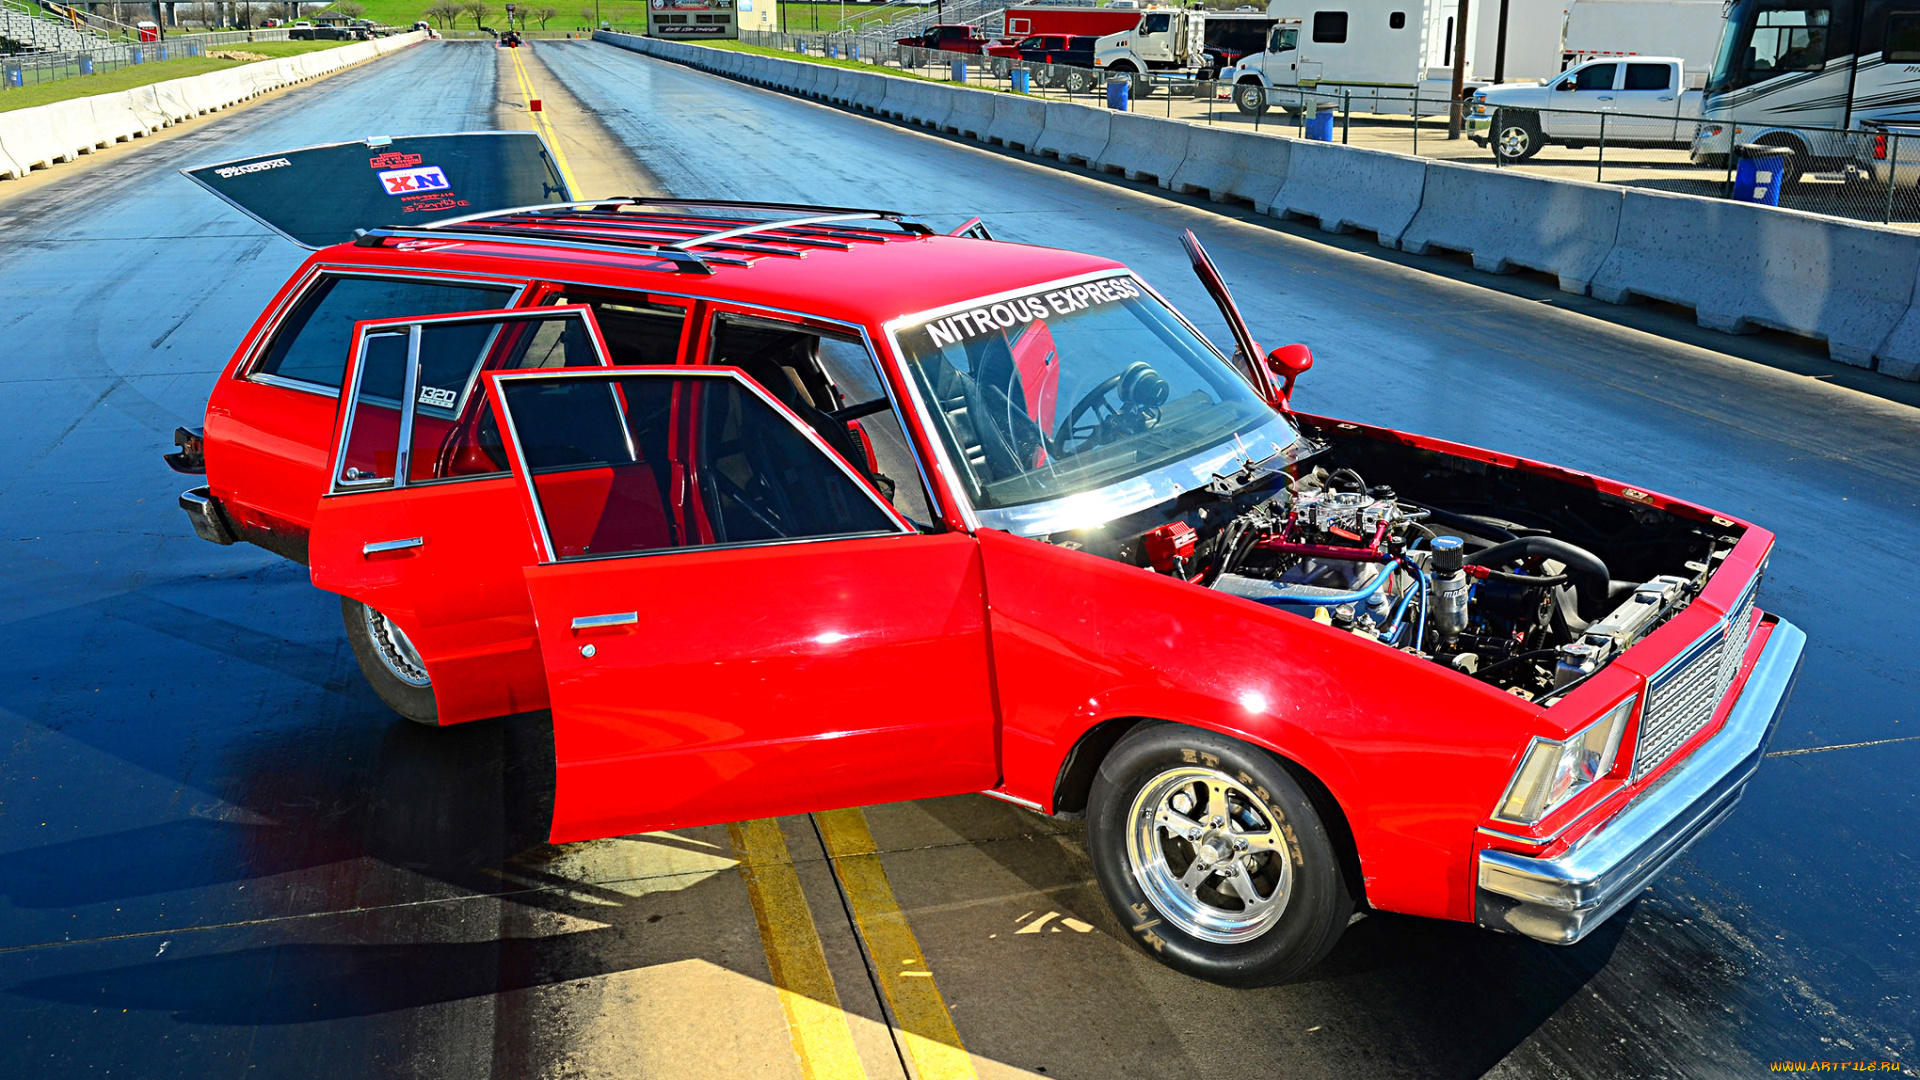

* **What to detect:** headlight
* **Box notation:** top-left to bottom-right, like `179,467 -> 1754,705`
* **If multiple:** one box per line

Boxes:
1493,695 -> 1636,825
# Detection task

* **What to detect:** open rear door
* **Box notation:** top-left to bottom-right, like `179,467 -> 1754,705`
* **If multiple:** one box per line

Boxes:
488,367 -> 999,843
308,306 -> 613,725
182,131 -> 572,248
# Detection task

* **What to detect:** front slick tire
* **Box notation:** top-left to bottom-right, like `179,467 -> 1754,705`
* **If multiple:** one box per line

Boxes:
341,596 -> 439,726
1087,722 -> 1352,987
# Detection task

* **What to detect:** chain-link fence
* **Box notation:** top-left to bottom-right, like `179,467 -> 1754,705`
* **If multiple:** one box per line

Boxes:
731,27 -> 1920,227
1,27 -> 293,92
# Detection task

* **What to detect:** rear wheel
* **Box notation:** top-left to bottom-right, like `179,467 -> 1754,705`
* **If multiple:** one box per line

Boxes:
1086,722 -> 1353,987
1234,80 -> 1268,116
1755,133 -> 1810,189
1062,68 -> 1093,94
341,596 -> 439,725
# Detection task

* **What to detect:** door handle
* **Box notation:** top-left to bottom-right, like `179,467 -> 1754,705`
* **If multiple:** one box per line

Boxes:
363,537 -> 424,556
1657,95 -> 1674,101
1597,95 -> 1613,101
571,611 -> 639,632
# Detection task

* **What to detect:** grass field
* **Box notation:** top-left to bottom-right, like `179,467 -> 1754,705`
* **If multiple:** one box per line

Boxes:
0,39 -> 352,113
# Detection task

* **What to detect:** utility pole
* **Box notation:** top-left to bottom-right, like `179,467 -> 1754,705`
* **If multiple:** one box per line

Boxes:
1493,0 -> 1509,83
1447,0 -> 1471,138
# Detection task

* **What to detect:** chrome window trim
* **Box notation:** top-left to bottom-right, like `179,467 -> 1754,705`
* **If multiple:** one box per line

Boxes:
242,267 -> 529,395
704,304 -> 946,528
329,308 -> 611,495
880,268 -> 1306,537
493,367 -> 916,565
333,328 -> 409,492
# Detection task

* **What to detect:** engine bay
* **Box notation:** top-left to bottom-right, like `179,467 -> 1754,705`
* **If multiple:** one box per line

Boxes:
1047,423 -> 1746,702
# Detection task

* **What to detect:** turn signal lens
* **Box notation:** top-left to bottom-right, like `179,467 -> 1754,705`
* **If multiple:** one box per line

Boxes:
1494,695 -> 1637,826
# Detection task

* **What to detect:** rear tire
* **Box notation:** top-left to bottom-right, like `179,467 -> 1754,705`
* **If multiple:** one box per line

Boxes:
1063,68 -> 1093,94
341,596 -> 439,725
1086,722 -> 1353,987
1755,133 -> 1810,189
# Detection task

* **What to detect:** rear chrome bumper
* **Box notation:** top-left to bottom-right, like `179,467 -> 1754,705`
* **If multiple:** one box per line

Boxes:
180,486 -> 237,546
1475,615 -> 1804,945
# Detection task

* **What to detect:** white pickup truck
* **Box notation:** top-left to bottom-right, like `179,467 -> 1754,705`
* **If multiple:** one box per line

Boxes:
1467,57 -> 1704,164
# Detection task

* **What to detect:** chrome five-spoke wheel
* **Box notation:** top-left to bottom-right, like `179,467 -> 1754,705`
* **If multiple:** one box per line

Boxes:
365,605 -> 430,687
1127,765 -> 1293,943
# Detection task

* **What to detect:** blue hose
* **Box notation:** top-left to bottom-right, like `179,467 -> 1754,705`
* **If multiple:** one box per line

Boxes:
1255,563 -> 1398,609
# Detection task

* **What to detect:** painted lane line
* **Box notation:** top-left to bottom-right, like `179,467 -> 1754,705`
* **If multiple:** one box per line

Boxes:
510,46 -> 581,197
814,808 -> 978,1080
1013,912 -> 1057,935
727,818 -> 870,1080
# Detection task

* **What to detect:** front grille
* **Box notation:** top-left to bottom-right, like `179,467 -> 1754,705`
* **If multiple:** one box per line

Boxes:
1631,571 -> 1764,780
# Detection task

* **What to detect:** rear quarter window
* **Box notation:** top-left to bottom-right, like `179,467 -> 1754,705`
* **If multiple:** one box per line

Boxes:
252,275 -> 518,390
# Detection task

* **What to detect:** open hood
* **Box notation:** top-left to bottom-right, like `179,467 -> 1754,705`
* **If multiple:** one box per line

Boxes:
182,131 -> 573,249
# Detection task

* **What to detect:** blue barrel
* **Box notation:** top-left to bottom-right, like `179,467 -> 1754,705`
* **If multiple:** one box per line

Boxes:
79,55 -> 93,76
950,58 -> 966,82
5,64 -> 21,88
827,43 -> 838,58
1106,77 -> 1130,111
1305,101 -> 1336,141
131,47 -> 143,65
1732,143 -> 1793,205
1011,68 -> 1030,94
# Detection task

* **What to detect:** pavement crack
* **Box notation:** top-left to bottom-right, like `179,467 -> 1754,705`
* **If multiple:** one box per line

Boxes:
1765,734 -> 1920,757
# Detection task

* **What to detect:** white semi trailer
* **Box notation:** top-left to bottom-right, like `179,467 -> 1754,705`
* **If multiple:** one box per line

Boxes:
1224,0 -> 1479,115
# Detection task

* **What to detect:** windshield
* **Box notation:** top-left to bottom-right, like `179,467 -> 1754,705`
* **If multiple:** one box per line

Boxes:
1709,0 -> 1834,94
895,275 -> 1296,521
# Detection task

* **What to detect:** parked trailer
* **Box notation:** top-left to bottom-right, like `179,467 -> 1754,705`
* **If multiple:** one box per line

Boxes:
1226,0 -> 1480,115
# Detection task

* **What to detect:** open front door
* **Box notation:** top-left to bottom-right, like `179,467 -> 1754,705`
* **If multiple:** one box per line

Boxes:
309,306 -> 613,725
489,367 -> 998,843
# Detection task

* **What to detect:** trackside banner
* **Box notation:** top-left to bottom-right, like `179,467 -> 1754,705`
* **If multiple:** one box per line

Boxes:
182,131 -> 573,248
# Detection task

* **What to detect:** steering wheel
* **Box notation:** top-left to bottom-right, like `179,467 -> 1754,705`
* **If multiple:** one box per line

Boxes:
1060,362 -> 1169,454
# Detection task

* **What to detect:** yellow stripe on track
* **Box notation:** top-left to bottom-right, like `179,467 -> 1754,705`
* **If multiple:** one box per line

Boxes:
814,808 -> 978,1080
728,818 -> 870,1080
507,45 -> 583,198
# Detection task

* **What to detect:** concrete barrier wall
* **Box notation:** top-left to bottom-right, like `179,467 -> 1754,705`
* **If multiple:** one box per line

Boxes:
1401,162 -> 1623,295
0,32 -> 427,182
594,30 -> 1920,381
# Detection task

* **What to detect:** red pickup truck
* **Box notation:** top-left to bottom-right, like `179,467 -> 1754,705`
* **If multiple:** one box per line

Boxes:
895,23 -> 1015,55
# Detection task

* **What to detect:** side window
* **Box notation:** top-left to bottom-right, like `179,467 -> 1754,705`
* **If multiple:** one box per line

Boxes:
1624,63 -> 1672,90
500,374 -> 905,561
333,310 -> 608,492
1572,62 -> 1617,90
1887,12 -> 1920,60
1143,12 -> 1171,33
540,286 -> 688,365
1389,11 -> 1405,28
1312,11 -> 1348,43
254,276 -> 516,389
709,314 -> 939,528
1270,26 -> 1297,51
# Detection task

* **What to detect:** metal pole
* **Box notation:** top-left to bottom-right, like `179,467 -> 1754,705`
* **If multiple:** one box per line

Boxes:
1888,133 -> 1901,224
1494,0 -> 1509,83
1343,89 -> 1350,143
1413,94 -> 1419,155
1447,0 -> 1471,138
1596,113 -> 1606,182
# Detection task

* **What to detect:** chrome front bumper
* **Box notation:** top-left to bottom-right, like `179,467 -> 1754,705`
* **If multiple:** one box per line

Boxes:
1475,615 -> 1805,945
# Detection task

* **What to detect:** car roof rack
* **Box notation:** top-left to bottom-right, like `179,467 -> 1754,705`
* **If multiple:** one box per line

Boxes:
351,198 -> 938,274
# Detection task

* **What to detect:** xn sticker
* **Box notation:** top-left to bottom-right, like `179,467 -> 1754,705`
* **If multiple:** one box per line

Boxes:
378,166 -> 450,196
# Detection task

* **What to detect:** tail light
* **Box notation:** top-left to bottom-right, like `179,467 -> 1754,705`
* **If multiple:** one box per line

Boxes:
1875,133 -> 1889,160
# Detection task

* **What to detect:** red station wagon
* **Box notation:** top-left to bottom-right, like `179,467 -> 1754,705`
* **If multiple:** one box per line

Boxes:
167,137 -> 1804,985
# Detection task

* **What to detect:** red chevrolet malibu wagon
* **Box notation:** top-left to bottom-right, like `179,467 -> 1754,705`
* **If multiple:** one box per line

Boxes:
168,140 -> 1802,985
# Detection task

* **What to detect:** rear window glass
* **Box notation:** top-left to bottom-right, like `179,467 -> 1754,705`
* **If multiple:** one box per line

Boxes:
1889,13 -> 1920,61
254,276 -> 516,389
1624,63 -> 1672,90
